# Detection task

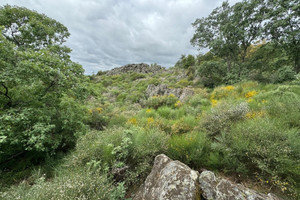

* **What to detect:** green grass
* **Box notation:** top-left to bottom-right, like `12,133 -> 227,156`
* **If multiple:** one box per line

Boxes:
1,78 -> 300,199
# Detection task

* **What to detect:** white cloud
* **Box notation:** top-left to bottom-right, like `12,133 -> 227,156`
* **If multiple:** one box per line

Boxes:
1,0 -> 241,74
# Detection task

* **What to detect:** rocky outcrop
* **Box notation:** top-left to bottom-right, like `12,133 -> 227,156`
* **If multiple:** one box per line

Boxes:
106,63 -> 165,75
134,154 -> 282,200
146,84 -> 194,101
133,154 -> 200,200
199,170 -> 281,200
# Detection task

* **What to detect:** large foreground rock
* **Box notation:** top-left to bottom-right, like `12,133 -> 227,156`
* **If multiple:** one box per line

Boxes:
134,154 -> 282,200
134,154 -> 200,200
199,170 -> 281,200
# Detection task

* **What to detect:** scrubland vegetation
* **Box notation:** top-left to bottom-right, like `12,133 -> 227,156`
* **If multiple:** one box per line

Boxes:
0,0 -> 299,199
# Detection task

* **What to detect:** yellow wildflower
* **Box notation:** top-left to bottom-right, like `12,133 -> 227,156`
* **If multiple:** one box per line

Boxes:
246,111 -> 265,119
169,94 -> 175,97
174,100 -> 182,108
146,108 -> 152,113
247,98 -> 254,103
95,107 -> 102,113
147,117 -> 154,124
224,85 -> 235,91
262,99 -> 267,104
128,118 -> 137,125
245,90 -> 257,98
211,99 -> 218,107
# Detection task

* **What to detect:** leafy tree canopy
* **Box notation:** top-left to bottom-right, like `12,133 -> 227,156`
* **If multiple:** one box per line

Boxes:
0,6 -> 87,164
0,5 -> 70,51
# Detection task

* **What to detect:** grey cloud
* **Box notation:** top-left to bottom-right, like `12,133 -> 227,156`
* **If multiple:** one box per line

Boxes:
1,0 -> 241,74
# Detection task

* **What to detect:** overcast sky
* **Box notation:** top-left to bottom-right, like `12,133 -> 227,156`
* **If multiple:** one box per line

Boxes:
1,0 -> 240,74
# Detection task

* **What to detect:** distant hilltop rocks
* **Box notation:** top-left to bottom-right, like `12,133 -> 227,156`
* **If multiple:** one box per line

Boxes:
106,63 -> 165,75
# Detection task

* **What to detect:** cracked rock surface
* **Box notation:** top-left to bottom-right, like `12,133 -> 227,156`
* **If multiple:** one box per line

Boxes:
133,154 -> 200,200
134,154 -> 282,200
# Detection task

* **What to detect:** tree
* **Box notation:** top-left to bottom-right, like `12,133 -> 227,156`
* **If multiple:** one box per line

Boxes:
0,6 -> 87,164
191,0 -> 263,74
264,0 -> 300,72
196,60 -> 227,88
175,54 -> 196,69
0,5 -> 69,51
191,1 -> 237,72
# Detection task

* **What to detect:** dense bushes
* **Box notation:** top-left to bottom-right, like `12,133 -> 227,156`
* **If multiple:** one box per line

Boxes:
0,41 -> 88,164
0,168 -> 126,200
143,94 -> 179,109
216,117 -> 300,195
2,80 -> 300,199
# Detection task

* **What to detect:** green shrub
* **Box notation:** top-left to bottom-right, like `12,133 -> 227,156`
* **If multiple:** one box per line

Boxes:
126,91 -> 144,103
125,127 -> 169,184
175,79 -> 191,87
201,102 -> 249,136
272,66 -> 296,83
130,73 -> 146,81
116,93 -> 127,102
260,85 -> 300,127
0,96 -> 88,164
167,132 -> 209,167
196,61 -> 226,88
87,107 -> 108,130
220,117 -> 300,195
108,114 -> 127,128
0,169 -> 125,200
188,95 -> 210,108
156,106 -> 185,120
70,129 -> 124,167
143,94 -> 178,109
171,116 -> 198,134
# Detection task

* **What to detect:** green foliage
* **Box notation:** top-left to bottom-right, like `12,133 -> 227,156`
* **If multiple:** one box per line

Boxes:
201,102 -> 249,136
272,66 -> 296,83
0,168 -> 126,200
167,132 -> 209,167
87,107 -> 108,130
264,0 -> 300,72
130,72 -> 146,81
191,0 -> 263,72
1,2 -> 300,199
261,85 -> 300,127
217,117 -> 300,195
171,116 -> 198,134
175,79 -> 191,87
0,7 -> 87,164
70,127 -> 168,186
175,54 -> 196,69
188,95 -> 209,108
0,5 -> 70,52
156,106 -> 185,120
143,94 -> 178,109
196,60 -> 226,88
191,0 -> 299,83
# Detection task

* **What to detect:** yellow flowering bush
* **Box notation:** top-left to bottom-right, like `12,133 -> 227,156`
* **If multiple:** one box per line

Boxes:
144,94 -> 178,109
146,108 -> 152,113
128,118 -> 137,125
224,85 -> 235,91
95,107 -> 103,113
147,117 -> 154,125
210,99 -> 218,107
174,100 -> 183,108
245,111 -> 265,119
88,106 -> 108,130
245,90 -> 257,98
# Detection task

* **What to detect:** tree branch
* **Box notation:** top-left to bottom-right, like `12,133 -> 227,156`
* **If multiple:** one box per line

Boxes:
0,83 -> 12,108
